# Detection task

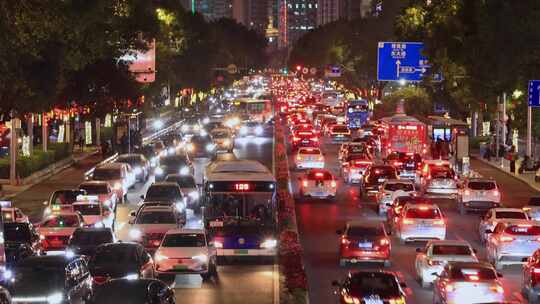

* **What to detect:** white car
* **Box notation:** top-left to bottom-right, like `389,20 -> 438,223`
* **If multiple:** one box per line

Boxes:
433,262 -> 504,304
376,180 -> 416,216
523,196 -> 540,221
396,204 -> 446,244
415,240 -> 478,288
424,165 -> 459,199
486,219 -> 540,270
90,163 -> 134,203
298,169 -> 337,200
165,174 -> 200,210
78,181 -> 118,210
154,229 -> 218,280
478,208 -> 529,243
295,147 -> 324,170
459,178 -> 501,214
72,201 -> 115,228
128,205 -> 183,252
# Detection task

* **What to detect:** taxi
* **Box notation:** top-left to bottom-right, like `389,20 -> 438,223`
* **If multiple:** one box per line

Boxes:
478,208 -> 528,243
298,169 -> 337,201
37,211 -> 85,253
458,178 -> 501,214
72,200 -> 115,228
0,201 -> 29,223
433,262 -> 504,304
337,220 -> 391,267
154,229 -> 218,280
415,240 -> 478,288
295,147 -> 324,170
396,203 -> 446,244
78,181 -> 117,210
485,220 -> 540,270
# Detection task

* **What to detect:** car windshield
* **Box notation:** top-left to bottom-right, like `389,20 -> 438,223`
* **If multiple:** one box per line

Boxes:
468,181 -> 496,190
71,230 -> 113,246
73,204 -> 101,216
93,168 -> 120,180
92,246 -> 138,264
165,176 -> 196,188
145,186 -> 181,201
495,211 -> 527,219
5,224 -> 31,242
432,245 -> 472,256
51,191 -> 81,205
371,167 -> 395,177
136,211 -> 176,224
162,233 -> 205,247
405,208 -> 441,219
384,183 -> 414,192
41,215 -> 80,227
79,184 -> 108,194
349,273 -> 400,297
347,226 -> 384,237
212,131 -> 229,138
431,168 -> 454,179
450,267 -> 497,280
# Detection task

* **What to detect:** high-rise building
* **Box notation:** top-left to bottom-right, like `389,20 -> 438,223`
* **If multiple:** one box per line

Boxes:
340,0 -> 373,20
317,0 -> 341,26
278,0 -> 318,48
232,0 -> 271,34
179,0 -> 233,20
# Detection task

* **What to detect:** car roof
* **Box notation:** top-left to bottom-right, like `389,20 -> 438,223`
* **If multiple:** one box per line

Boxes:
166,228 -> 205,235
149,182 -> 180,187
447,261 -> 494,270
405,203 -> 439,210
17,255 -> 80,268
97,242 -> 140,250
117,153 -> 143,158
140,206 -> 175,212
74,227 -> 113,233
73,201 -> 100,206
499,219 -> 540,226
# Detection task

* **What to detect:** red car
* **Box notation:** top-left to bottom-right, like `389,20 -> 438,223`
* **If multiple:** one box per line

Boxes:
291,130 -> 319,150
337,220 -> 391,267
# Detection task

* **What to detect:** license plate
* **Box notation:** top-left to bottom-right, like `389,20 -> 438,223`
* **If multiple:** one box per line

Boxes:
358,242 -> 372,248
378,178 -> 385,183
302,140 -> 309,143
234,249 -> 249,254
173,264 -> 188,270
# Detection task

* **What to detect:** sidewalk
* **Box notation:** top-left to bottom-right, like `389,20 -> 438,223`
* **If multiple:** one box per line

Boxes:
471,152 -> 540,193
0,146 -> 99,200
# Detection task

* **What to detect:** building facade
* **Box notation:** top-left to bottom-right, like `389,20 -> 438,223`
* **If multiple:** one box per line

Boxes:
278,0 -> 318,48
317,0 -> 341,26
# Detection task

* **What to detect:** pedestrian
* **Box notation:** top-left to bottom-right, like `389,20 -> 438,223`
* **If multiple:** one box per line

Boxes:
507,145 -> 517,174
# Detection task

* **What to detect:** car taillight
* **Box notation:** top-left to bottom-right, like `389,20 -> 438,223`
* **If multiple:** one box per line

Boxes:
302,180 -> 308,187
464,190 -> 470,196
492,190 -> 500,196
331,181 -> 337,188
433,220 -> 445,226
393,162 -> 403,166
293,137 -> 300,141
402,219 -> 414,225
499,236 -> 514,242
532,268 -> 540,285
379,238 -> 390,246
388,296 -> 406,304
93,276 -> 109,285
427,259 -> 442,266
490,285 -> 504,293
317,156 -> 324,161
341,237 -> 350,245
342,294 -> 360,304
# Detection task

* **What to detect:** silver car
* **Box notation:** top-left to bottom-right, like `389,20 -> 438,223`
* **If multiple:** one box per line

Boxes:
478,208 -> 529,243
396,204 -> 446,244
424,166 -> 458,200
486,219 -> 540,270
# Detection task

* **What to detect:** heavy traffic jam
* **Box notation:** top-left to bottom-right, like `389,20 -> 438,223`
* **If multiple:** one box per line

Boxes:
0,75 -> 539,304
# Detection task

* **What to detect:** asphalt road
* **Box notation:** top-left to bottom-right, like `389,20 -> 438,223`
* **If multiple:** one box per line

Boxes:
10,130 -> 276,304
290,136 -> 540,304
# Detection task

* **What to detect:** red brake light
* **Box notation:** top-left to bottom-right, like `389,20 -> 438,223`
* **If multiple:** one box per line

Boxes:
464,190 -> 471,196
433,219 -> 445,226
331,180 -> 337,188
311,137 -> 319,142
341,237 -> 350,245
315,172 -> 324,177
499,236 -> 514,242
379,238 -> 390,246
493,190 -> 500,196
302,180 -> 308,187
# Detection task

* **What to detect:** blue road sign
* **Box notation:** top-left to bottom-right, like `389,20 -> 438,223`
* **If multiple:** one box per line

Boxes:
528,80 -> 540,107
377,42 -> 438,82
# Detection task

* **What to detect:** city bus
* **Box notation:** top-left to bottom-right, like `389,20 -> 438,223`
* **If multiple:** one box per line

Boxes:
233,98 -> 273,123
346,99 -> 370,129
203,159 -> 277,258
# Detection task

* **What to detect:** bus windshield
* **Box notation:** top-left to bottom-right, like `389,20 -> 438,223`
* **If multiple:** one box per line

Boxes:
348,104 -> 368,113
207,193 -> 273,223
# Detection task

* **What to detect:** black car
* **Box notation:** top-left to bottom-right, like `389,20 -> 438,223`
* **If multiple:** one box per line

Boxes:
87,278 -> 174,304
155,155 -> 193,182
88,243 -> 155,285
66,228 -> 115,256
186,135 -> 215,158
332,271 -> 407,304
116,154 -> 150,182
360,165 -> 398,196
4,255 -> 92,304
4,223 -> 42,266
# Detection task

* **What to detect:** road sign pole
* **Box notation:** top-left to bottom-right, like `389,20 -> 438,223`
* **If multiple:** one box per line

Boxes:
503,92 -> 507,146
528,106 -> 533,157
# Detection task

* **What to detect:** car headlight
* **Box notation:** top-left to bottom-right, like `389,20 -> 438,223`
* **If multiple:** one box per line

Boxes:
2,270 -> 13,280
202,117 -> 210,124
180,166 -> 190,175
129,229 -> 142,240
47,292 -> 63,304
123,273 -> 139,280
223,139 -> 231,146
44,207 -> 51,215
181,125 -> 189,132
155,167 -> 164,175
206,144 -> 215,152
261,239 -> 277,249
167,147 -> 175,155
113,182 -> 122,190
175,201 -> 186,212
133,167 -> 142,175
65,249 -> 75,258
239,126 -> 248,135
189,191 -> 200,200
192,254 -> 208,263
154,252 -> 168,263
255,126 -> 264,135
200,130 -> 208,137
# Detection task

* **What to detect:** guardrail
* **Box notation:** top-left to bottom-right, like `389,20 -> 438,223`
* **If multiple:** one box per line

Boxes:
142,119 -> 184,146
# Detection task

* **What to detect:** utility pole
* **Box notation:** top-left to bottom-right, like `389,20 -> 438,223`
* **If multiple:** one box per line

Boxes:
528,106 -> 532,157
502,92 -> 507,146
496,96 -> 500,161
9,118 -> 20,185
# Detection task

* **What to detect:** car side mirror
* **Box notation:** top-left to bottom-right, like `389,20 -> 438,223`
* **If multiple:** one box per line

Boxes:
431,272 -> 439,277
140,195 -> 144,200
331,280 -> 340,287
130,211 -> 136,217
473,249 -> 478,254
336,230 -> 343,235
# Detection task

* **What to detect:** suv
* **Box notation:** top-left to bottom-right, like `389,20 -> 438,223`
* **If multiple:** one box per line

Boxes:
331,271 -> 407,304
360,165 -> 398,197
458,178 -> 501,214
91,163 -> 134,203
128,205 -> 185,252
337,221 -> 391,267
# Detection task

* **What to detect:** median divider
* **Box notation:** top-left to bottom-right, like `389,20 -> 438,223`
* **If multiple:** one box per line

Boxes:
274,116 -> 309,304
